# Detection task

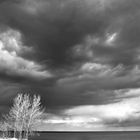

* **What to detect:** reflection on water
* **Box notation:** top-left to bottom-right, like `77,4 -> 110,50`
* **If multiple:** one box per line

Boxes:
30,132 -> 140,140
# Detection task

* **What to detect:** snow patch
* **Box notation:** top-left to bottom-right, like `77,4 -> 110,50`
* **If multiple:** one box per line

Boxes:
0,138 -> 27,140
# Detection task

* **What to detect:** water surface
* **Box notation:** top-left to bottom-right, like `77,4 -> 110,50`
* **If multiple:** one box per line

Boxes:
30,132 -> 140,140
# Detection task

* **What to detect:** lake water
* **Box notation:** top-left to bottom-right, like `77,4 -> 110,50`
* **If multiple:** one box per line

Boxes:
30,132 -> 140,140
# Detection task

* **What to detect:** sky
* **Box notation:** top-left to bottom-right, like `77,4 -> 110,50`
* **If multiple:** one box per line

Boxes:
0,0 -> 140,131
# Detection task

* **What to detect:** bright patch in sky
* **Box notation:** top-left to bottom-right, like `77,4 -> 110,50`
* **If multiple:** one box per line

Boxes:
0,29 -> 52,79
65,95 -> 140,123
43,88 -> 140,130
81,62 -> 108,72
105,33 -> 117,45
0,29 -> 32,54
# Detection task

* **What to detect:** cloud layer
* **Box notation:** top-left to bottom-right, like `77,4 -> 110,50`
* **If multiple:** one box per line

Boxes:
0,28 -> 51,80
0,0 -> 140,131
42,88 -> 140,131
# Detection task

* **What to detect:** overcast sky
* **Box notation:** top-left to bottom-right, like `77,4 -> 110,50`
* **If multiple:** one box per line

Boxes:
0,0 -> 140,131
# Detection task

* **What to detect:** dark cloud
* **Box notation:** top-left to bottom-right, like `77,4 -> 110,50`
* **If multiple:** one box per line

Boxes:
0,0 -> 140,68
0,0 -> 140,104
70,0 -> 140,67
39,64 -> 139,110
1,0 -> 140,130
103,117 -> 140,130
0,0 -> 110,68
0,80 -> 23,115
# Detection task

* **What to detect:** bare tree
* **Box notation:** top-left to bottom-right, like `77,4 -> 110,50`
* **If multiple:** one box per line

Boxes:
25,95 -> 44,139
3,93 -> 44,140
0,121 -> 8,138
0,119 -> 14,138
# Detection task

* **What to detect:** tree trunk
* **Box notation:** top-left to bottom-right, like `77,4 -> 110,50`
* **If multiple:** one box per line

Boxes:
19,131 -> 22,140
25,129 -> 29,140
14,129 -> 16,138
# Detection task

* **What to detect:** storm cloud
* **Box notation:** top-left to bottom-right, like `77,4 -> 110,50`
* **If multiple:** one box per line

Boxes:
0,0 -> 140,131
